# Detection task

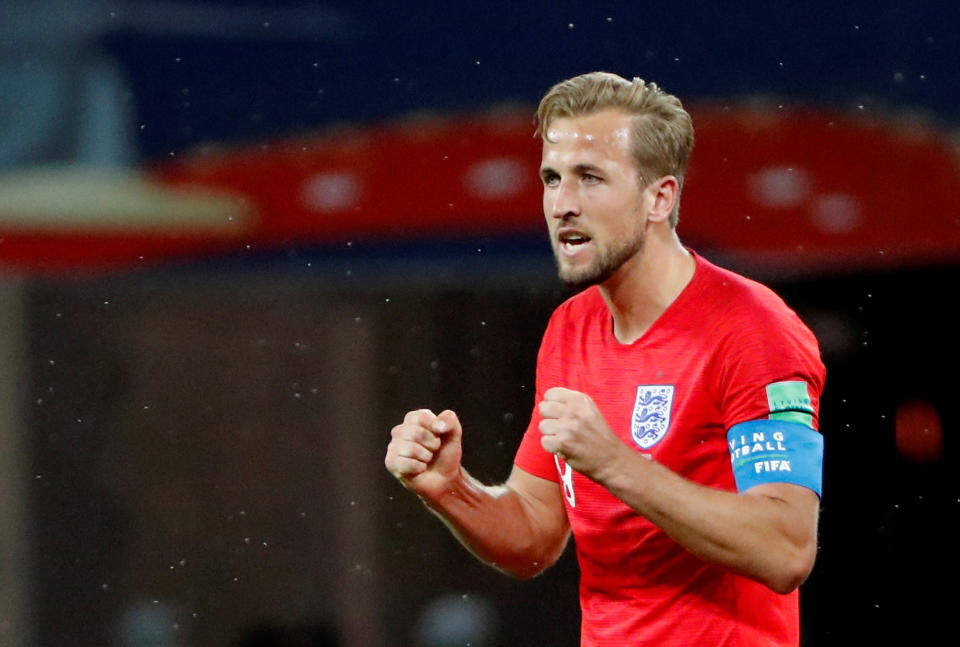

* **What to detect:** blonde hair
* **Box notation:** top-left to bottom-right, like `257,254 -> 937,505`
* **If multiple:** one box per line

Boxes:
534,71 -> 694,227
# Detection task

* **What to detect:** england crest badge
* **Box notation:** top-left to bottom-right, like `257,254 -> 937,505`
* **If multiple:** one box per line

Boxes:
631,385 -> 675,449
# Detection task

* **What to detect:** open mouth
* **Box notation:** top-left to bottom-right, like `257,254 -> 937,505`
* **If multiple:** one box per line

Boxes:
559,230 -> 592,253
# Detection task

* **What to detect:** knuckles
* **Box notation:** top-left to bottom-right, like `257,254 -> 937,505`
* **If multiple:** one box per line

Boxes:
403,408 -> 435,425
384,443 -> 430,478
391,423 -> 439,448
387,421 -> 441,468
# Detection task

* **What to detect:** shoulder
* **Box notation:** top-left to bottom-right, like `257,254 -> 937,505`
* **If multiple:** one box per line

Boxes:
692,256 -> 826,427
694,255 -> 823,380
695,255 -> 812,339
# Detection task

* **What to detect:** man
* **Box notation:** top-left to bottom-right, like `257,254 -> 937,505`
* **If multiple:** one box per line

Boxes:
385,71 -> 825,646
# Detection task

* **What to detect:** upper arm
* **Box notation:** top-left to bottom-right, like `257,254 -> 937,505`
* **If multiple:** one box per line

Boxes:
505,465 -> 570,561
728,418 -> 823,564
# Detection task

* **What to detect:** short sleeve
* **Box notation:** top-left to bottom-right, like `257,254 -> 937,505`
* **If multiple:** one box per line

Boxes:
714,299 -> 826,433
513,312 -> 562,482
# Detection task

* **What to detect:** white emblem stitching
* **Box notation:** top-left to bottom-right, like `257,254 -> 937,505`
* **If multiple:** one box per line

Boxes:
631,385 -> 675,450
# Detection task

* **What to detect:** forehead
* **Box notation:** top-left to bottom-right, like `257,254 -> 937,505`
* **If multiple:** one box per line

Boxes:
542,109 -> 635,165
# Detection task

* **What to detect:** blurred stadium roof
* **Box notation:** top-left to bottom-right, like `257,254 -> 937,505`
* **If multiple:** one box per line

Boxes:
1,0 -> 958,274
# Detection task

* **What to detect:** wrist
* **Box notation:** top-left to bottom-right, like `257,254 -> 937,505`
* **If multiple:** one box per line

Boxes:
593,443 -> 645,492
418,466 -> 471,511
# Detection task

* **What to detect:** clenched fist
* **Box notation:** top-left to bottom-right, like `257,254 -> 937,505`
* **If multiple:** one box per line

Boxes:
385,408 -> 463,501
538,387 -> 628,482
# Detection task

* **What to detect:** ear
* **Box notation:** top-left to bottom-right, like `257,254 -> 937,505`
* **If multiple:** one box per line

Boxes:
646,176 -> 679,225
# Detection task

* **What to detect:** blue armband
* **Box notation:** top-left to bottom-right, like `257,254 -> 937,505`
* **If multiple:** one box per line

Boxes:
727,419 -> 824,496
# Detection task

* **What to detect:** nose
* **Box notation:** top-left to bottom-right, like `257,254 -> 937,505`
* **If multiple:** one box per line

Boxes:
549,180 -> 580,220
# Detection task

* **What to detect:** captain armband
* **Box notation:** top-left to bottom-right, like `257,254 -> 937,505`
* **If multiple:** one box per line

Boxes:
727,419 -> 824,496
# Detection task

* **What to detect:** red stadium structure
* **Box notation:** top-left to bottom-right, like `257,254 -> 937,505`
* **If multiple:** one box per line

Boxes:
1,102 -> 958,274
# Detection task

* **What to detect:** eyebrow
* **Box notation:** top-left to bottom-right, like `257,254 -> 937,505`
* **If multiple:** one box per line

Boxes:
539,163 -> 604,178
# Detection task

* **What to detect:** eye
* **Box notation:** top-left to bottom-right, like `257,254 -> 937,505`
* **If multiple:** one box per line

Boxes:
541,172 -> 560,187
583,173 -> 602,184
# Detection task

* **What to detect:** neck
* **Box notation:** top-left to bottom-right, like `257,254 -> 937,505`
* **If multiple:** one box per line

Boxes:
598,229 -> 695,345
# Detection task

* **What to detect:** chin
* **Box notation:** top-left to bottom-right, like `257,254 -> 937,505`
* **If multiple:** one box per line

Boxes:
557,264 -> 608,290
557,249 -> 636,289
557,233 -> 645,289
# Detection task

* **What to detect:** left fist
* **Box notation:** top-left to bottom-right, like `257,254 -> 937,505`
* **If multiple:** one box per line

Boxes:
538,387 -> 626,480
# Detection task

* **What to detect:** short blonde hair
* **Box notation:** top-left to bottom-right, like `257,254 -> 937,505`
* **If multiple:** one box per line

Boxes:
535,71 -> 694,227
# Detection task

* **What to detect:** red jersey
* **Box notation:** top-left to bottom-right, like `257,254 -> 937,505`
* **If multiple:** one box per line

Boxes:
513,251 -> 825,646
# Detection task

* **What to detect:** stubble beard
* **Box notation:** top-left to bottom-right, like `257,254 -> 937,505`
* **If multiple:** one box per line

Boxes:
555,229 -> 646,290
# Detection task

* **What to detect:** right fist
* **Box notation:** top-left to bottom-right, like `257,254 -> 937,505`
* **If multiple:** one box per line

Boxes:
385,408 -> 463,500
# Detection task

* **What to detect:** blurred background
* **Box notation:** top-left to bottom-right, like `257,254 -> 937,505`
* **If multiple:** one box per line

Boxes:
1,1 -> 958,645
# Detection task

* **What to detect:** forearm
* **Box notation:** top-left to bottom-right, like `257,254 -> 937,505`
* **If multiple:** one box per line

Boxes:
596,449 -> 818,593
419,467 -> 569,579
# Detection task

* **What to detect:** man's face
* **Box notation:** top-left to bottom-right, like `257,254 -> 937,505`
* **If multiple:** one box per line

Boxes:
540,109 -> 652,289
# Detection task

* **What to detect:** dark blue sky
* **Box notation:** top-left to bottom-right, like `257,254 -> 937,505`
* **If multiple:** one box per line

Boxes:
85,1 -> 960,157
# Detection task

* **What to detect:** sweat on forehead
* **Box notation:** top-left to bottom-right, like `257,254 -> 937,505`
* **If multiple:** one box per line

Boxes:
544,111 -> 634,148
